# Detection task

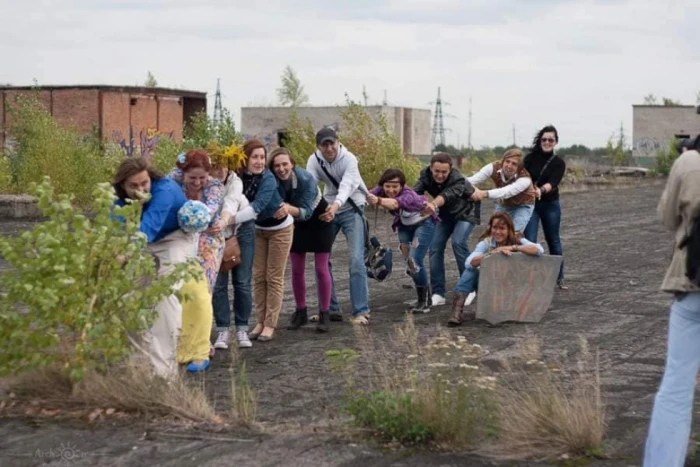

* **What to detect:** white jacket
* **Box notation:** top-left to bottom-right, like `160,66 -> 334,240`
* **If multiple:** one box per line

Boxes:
306,144 -> 367,213
220,171 -> 249,238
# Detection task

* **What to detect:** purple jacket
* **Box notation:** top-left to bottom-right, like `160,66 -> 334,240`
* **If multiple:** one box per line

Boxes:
370,185 -> 439,231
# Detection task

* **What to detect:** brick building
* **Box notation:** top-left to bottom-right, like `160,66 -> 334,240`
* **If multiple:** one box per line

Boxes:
632,104 -> 700,167
241,105 -> 432,155
0,85 -> 207,149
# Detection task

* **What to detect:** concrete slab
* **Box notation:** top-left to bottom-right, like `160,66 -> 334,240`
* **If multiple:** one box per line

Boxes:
476,253 -> 562,324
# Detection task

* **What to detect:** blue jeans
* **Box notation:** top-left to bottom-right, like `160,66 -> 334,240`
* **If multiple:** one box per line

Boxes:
397,218 -> 436,288
523,199 -> 564,283
495,203 -> 534,232
429,217 -> 475,297
644,292 -> 700,467
212,220 -> 255,332
454,268 -> 479,295
328,208 -> 370,317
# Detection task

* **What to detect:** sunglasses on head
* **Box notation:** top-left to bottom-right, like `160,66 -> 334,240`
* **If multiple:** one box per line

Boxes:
541,138 -> 556,143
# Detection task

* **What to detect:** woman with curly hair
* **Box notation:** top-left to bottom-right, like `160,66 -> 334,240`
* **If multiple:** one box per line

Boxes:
170,150 -> 225,291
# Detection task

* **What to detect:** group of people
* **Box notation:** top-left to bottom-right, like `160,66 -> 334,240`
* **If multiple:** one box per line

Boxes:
110,124 -> 568,377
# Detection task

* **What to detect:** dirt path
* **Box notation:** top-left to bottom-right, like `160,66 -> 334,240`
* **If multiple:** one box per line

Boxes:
1,182 -> 695,467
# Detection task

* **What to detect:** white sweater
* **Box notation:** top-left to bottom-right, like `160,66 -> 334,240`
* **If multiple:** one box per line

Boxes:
306,144 -> 367,213
220,172 -> 249,238
467,163 -> 531,201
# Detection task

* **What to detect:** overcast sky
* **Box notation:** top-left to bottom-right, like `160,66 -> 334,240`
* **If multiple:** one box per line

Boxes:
2,0 -> 699,148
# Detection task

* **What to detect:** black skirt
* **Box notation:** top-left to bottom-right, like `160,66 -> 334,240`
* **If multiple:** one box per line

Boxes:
291,198 -> 335,253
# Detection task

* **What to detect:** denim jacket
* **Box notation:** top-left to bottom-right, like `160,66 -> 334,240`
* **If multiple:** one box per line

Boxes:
286,168 -> 319,221
251,169 -> 283,221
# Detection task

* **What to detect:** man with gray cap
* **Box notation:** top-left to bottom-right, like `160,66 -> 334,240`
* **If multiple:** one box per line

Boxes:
306,127 -> 371,325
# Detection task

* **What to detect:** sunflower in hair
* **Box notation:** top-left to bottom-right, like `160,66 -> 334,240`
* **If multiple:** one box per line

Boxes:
207,141 -> 246,171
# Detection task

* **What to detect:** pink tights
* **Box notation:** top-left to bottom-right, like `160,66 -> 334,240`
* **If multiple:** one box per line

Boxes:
290,252 -> 331,312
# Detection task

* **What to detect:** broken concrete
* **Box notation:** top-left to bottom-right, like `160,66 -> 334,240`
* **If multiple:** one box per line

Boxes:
476,253 -> 562,324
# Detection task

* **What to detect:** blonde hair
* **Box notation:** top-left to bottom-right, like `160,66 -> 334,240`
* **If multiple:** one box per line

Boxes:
501,148 -> 524,172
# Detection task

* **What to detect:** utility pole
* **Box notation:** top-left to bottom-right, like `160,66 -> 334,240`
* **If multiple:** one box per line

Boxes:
213,78 -> 223,124
431,87 -> 446,150
382,90 -> 388,106
467,96 -> 472,151
362,85 -> 368,107
512,124 -> 516,147
619,121 -> 625,148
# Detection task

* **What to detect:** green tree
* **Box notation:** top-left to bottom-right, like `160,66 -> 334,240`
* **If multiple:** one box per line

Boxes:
0,179 -> 198,381
182,108 -> 241,149
276,66 -> 309,107
145,71 -> 158,87
662,97 -> 681,106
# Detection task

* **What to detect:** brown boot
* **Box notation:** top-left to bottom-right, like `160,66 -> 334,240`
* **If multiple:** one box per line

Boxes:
448,293 -> 467,327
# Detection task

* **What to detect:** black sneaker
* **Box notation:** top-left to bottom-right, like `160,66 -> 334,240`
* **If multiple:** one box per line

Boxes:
316,312 -> 330,333
287,308 -> 308,330
329,313 -> 343,322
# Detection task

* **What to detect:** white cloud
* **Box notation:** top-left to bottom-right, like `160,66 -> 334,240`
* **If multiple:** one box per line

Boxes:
2,0 -> 700,148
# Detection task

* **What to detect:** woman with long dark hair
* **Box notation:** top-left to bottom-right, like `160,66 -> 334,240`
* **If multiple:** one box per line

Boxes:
523,125 -> 567,289
448,212 -> 544,327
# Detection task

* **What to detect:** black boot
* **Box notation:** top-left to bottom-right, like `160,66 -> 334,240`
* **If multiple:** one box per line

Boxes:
316,311 -> 330,333
410,286 -> 432,313
287,307 -> 308,330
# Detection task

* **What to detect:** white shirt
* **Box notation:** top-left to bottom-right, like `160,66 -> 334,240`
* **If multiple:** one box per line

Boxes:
466,163 -> 531,201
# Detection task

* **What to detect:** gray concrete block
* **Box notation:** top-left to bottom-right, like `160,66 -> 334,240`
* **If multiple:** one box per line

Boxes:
0,194 -> 41,219
475,253 -> 562,324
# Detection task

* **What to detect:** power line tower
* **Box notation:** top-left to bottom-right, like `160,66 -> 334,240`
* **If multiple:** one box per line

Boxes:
467,96 -> 473,151
431,87 -> 446,150
213,78 -> 223,124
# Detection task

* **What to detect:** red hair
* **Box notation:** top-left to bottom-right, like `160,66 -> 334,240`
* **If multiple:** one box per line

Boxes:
176,149 -> 211,172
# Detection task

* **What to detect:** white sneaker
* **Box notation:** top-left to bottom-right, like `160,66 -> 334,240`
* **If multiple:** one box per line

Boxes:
214,330 -> 230,349
431,294 -> 446,306
465,292 -> 477,306
237,330 -> 252,348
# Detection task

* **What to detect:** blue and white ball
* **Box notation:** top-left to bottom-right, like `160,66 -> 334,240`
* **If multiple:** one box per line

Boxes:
178,200 -> 211,233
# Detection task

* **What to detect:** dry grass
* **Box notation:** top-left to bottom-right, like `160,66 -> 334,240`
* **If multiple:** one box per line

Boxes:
338,315 -> 497,447
4,360 -> 217,423
481,335 -> 606,460
228,344 -> 257,426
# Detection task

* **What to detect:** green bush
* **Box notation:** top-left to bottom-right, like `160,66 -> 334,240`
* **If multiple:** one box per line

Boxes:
150,137 -> 182,174
0,178 -> 198,382
3,94 -> 121,205
183,109 -> 242,150
344,391 -> 433,444
654,138 -> 679,176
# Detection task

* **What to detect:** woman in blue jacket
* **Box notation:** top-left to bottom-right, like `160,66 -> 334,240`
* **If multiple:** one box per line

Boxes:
212,138 -> 283,348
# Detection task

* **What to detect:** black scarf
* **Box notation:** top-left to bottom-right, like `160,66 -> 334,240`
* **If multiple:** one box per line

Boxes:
241,170 -> 263,202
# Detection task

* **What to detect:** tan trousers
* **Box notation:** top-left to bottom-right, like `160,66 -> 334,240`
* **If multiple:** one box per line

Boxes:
131,230 -> 196,378
253,224 -> 294,328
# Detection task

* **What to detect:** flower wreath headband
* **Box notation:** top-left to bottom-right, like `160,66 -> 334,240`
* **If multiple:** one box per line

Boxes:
176,143 -> 247,172
207,141 -> 247,171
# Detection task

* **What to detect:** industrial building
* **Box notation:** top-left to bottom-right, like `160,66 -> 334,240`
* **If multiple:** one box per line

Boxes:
632,104 -> 700,166
241,105 -> 432,155
0,85 -> 207,148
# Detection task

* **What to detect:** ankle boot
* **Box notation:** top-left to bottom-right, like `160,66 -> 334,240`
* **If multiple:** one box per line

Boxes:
316,311 -> 330,333
448,293 -> 467,327
288,307 -> 308,330
410,286 -> 431,313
